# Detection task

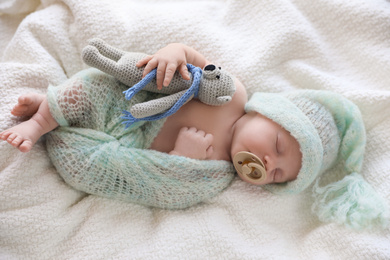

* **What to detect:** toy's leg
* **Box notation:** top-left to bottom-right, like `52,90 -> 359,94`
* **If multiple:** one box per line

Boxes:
82,45 -> 123,77
82,45 -> 147,87
87,38 -> 125,62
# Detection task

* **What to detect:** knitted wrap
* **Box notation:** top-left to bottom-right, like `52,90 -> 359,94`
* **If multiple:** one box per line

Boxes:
46,69 -> 235,209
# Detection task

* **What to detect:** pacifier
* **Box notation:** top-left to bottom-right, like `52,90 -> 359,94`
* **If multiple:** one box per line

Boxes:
232,151 -> 267,185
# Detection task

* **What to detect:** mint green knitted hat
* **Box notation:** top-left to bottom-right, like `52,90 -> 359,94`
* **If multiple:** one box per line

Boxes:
245,90 -> 389,230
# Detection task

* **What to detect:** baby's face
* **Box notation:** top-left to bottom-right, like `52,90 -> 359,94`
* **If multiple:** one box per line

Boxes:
231,111 -> 302,185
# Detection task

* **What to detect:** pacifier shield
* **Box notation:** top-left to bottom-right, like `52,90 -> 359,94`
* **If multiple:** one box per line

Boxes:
233,151 -> 267,185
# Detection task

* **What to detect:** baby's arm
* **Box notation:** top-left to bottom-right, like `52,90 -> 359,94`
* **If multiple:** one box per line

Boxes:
169,127 -> 214,160
136,43 -> 211,90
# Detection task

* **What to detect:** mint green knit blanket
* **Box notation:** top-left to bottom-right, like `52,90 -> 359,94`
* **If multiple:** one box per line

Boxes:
46,69 -> 235,209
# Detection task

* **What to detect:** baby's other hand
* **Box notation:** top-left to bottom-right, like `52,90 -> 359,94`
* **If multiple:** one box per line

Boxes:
136,43 -> 190,90
169,127 -> 214,160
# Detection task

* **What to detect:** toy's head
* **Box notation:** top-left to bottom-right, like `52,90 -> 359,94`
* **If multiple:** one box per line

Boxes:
198,65 -> 236,106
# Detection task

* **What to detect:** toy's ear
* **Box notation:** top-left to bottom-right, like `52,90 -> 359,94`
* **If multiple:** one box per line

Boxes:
203,64 -> 221,79
130,90 -> 191,118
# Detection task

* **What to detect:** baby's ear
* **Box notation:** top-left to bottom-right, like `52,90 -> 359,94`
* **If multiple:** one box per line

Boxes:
203,64 -> 221,79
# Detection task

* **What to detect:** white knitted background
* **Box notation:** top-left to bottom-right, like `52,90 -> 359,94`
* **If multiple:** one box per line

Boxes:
1,0 -> 389,259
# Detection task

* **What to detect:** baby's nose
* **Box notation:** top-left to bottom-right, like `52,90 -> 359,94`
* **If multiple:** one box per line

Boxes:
264,155 -> 275,174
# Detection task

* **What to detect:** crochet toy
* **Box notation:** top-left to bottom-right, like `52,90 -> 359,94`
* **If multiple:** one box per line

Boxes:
82,38 -> 236,127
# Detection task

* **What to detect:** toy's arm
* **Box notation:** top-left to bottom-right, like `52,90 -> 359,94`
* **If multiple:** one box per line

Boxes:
136,43 -> 211,89
130,90 -> 191,118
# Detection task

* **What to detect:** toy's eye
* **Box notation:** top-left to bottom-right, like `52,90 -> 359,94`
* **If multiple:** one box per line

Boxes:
204,65 -> 216,71
216,75 -> 220,79
218,67 -> 221,69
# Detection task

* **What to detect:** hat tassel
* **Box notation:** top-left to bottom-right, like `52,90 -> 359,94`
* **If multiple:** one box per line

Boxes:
312,172 -> 389,230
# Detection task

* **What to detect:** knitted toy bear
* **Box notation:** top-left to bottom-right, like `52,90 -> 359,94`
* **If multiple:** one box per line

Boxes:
82,38 -> 236,126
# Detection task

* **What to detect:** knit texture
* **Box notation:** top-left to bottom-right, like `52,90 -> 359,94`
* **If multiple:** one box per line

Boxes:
121,64 -> 203,126
245,90 -> 389,229
82,38 -> 236,121
2,1 -> 390,258
46,68 -> 235,209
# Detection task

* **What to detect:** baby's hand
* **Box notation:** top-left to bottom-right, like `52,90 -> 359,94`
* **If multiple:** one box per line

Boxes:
169,127 -> 214,160
136,43 -> 191,90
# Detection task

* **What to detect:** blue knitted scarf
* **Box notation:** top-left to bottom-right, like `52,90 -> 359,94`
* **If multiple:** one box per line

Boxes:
121,64 -> 202,127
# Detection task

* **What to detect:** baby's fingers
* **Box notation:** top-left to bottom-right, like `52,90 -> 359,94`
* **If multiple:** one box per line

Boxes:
204,133 -> 214,159
179,63 -> 190,80
204,133 -> 214,146
136,55 -> 153,68
142,57 -> 159,78
163,63 -> 177,88
156,62 -> 167,90
206,145 -> 214,159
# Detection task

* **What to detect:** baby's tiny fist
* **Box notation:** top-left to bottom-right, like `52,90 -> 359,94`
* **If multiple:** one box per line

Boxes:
172,127 -> 214,160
